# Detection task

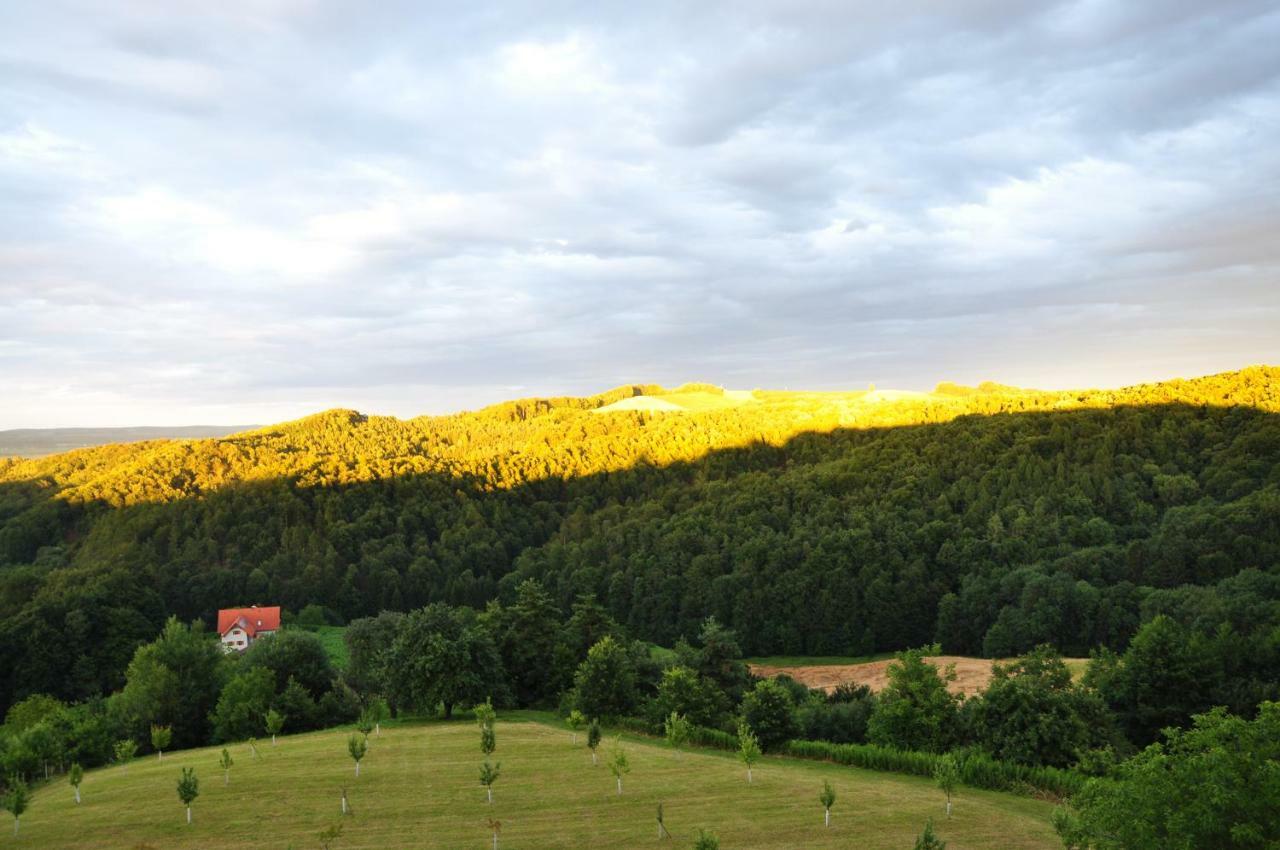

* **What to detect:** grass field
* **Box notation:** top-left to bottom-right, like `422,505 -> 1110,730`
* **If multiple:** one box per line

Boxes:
308,625 -> 349,671
10,714 -> 1061,849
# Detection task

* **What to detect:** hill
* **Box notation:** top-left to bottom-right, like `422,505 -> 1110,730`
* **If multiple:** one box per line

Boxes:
15,716 -> 1060,849
1,366 -> 1278,713
0,425 -> 257,459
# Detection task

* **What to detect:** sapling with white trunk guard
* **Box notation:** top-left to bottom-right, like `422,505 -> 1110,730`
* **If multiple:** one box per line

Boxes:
819,780 -> 836,827
587,719 -> 602,765
4,778 -> 29,837
486,816 -> 501,850
151,724 -> 172,761
219,748 -> 233,785
348,733 -> 367,777
176,767 -> 199,825
934,753 -> 959,818
368,698 -> 389,736
608,737 -> 631,795
567,710 -> 585,745
737,721 -> 761,784
265,709 -> 285,746
69,763 -> 84,804
479,760 -> 501,803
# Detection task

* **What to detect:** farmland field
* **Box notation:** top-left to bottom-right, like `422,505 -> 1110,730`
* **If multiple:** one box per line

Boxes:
748,656 -> 1090,697
11,715 -> 1061,849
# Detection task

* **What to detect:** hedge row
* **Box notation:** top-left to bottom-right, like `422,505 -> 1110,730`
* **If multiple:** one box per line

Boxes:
781,739 -> 1084,798
608,717 -> 738,751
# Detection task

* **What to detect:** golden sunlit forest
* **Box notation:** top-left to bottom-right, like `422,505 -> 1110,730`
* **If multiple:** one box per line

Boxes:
1,367 -> 1278,717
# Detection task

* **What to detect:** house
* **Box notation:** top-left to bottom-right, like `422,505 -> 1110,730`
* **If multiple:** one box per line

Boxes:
217,605 -> 281,652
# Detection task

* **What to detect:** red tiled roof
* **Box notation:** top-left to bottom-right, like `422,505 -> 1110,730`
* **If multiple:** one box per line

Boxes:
217,606 -> 281,638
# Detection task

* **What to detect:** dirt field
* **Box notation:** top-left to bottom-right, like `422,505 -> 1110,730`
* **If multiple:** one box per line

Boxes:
749,655 -> 1089,698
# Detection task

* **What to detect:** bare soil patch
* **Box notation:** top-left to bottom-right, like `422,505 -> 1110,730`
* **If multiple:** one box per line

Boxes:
750,655 -> 1087,698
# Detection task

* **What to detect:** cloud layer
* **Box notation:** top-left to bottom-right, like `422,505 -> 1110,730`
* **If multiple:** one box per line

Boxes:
2,0 -> 1278,426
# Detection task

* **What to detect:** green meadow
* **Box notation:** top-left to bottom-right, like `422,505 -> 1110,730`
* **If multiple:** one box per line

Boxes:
9,715 -> 1060,849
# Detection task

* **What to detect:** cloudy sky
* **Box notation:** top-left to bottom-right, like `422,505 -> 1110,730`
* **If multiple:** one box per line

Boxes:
2,1 -> 1278,427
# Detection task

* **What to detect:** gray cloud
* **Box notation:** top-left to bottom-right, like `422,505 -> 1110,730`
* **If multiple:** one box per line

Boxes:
1,0 -> 1278,427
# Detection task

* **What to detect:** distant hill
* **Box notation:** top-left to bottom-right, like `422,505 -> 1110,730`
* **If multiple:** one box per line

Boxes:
0,425 -> 257,458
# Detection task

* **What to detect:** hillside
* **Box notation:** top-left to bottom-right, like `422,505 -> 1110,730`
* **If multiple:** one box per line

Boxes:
14,716 -> 1060,849
1,366 -> 1279,713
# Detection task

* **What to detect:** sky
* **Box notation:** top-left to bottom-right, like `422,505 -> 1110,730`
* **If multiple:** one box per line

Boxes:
2,1 -> 1279,428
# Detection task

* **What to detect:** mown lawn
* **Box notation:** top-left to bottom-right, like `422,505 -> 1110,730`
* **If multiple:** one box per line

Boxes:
9,716 -> 1061,849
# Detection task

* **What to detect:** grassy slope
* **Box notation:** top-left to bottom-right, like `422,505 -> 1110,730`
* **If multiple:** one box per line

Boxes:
308,626 -> 349,671
11,716 -> 1059,850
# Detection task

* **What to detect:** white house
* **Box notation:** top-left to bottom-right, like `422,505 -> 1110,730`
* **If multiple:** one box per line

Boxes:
217,605 -> 281,652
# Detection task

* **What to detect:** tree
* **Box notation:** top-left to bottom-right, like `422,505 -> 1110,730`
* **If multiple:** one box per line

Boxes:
740,679 -> 797,751
934,753 -> 958,818
265,709 -> 285,746
382,604 -> 508,719
692,829 -> 720,850
651,665 -> 726,729
608,737 -> 631,794
664,711 -> 691,758
973,645 -> 1113,767
479,760 -> 501,803
486,815 -> 501,850
819,779 -> 836,827
567,709 -> 586,745
218,748 -> 233,785
344,611 -> 405,702
737,721 -> 762,784
367,698 -> 389,736
570,636 -> 637,720
210,667 -> 274,743
694,617 -> 751,705
657,802 -> 671,839
3,778 -> 29,837
1055,702 -> 1280,850
110,617 -> 224,749
69,762 -> 83,804
176,767 -> 199,825
151,724 -> 172,761
487,579 -> 566,706
242,629 -> 336,699
866,647 -> 959,752
475,699 -> 497,757
114,739 -> 137,770
587,718 -> 602,766
914,819 -> 947,850
273,676 -> 319,733
355,708 -> 374,738
347,733 -> 367,777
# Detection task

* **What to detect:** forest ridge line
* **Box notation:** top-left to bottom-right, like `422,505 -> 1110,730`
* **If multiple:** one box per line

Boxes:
1,365 -> 1276,510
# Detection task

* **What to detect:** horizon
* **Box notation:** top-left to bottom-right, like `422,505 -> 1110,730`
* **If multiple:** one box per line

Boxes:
3,2 -> 1279,428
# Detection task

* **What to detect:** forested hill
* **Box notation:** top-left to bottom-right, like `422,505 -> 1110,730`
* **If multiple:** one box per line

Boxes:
2,367 -> 1279,713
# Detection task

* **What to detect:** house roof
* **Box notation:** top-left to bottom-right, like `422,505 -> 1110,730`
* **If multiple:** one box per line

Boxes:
217,606 -> 281,638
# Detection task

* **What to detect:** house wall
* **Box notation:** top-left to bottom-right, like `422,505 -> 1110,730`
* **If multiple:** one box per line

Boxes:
221,627 -> 250,652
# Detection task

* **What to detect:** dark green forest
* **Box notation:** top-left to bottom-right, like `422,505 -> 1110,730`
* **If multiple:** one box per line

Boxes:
1,367 -> 1278,717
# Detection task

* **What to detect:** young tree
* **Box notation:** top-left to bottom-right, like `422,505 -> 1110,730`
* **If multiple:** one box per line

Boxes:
319,820 -> 344,850
265,709 -> 285,746
819,780 -> 836,827
151,724 -> 172,761
69,762 -> 84,804
867,647 -> 960,753
664,711 -> 691,759
914,819 -> 947,850
567,710 -> 586,745
934,753 -> 959,818
740,679 -> 797,751
348,733 -> 367,777
479,760 -> 501,803
608,737 -> 631,795
219,748 -> 233,785
356,709 -> 374,739
340,786 -> 352,816
367,698 -> 389,736
176,767 -> 199,825
587,718 -> 602,766
114,739 -> 138,771
247,737 -> 260,760
3,778 -> 29,837
737,721 -> 762,784
486,816 -> 501,850
475,699 -> 497,757
656,803 -> 671,839
570,636 -> 637,719
692,829 -> 720,850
